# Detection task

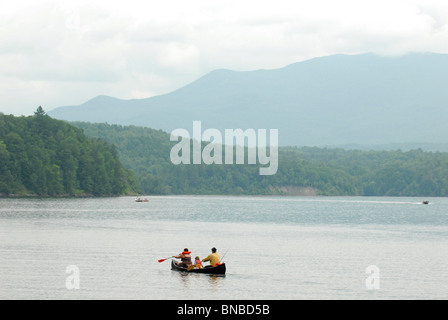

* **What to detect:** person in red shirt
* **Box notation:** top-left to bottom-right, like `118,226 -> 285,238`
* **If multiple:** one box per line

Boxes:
194,256 -> 202,269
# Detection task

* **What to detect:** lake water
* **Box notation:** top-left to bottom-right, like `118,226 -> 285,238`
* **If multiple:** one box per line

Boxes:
0,196 -> 447,300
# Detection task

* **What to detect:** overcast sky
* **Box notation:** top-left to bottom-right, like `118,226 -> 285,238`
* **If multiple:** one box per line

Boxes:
1,0 -> 448,116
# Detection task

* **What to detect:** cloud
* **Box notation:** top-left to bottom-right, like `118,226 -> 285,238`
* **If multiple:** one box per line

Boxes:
1,0 -> 448,115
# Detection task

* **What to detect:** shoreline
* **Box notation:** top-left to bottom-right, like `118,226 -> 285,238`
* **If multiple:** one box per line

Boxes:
0,193 -> 441,199
0,193 -> 138,199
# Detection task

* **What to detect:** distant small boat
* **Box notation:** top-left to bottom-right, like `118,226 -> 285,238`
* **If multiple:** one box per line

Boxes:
135,197 -> 149,202
422,201 -> 429,205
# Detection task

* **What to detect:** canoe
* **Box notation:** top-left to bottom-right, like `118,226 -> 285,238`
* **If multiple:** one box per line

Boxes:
171,260 -> 226,275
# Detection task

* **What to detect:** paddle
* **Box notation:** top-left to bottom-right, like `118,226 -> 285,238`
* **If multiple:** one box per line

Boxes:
187,265 -> 196,271
186,262 -> 203,271
158,257 -> 174,263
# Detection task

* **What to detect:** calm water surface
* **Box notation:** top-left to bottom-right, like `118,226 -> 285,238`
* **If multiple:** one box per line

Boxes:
0,196 -> 447,300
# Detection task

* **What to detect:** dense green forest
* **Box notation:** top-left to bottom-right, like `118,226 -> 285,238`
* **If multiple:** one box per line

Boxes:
73,122 -> 448,197
4,112 -> 446,198
0,109 -> 141,196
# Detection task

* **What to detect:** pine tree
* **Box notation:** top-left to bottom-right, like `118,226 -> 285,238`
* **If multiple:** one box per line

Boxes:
34,106 -> 46,116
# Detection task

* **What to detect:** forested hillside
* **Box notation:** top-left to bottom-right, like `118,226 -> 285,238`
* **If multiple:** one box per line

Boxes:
0,109 -> 141,196
73,122 -> 448,197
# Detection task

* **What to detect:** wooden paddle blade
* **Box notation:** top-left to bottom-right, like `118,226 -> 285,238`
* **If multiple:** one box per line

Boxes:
187,265 -> 195,271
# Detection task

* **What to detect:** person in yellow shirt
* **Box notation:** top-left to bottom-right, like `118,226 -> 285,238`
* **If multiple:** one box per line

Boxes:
202,247 -> 220,267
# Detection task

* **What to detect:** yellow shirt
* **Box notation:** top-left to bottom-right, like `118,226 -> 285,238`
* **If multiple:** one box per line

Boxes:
202,252 -> 220,266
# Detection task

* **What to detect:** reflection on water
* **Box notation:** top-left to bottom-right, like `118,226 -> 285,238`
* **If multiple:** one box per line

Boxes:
1,196 -> 447,299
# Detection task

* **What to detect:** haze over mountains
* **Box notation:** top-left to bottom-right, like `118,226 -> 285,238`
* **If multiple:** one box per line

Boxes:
49,52 -> 448,148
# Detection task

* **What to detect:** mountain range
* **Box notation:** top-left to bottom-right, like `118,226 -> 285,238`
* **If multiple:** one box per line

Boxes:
48,52 -> 448,147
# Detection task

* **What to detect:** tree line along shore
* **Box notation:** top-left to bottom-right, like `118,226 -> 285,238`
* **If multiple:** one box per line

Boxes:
2,110 -> 448,197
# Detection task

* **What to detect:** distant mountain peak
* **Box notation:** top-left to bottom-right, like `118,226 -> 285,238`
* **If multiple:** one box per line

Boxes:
84,95 -> 121,105
49,52 -> 448,147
